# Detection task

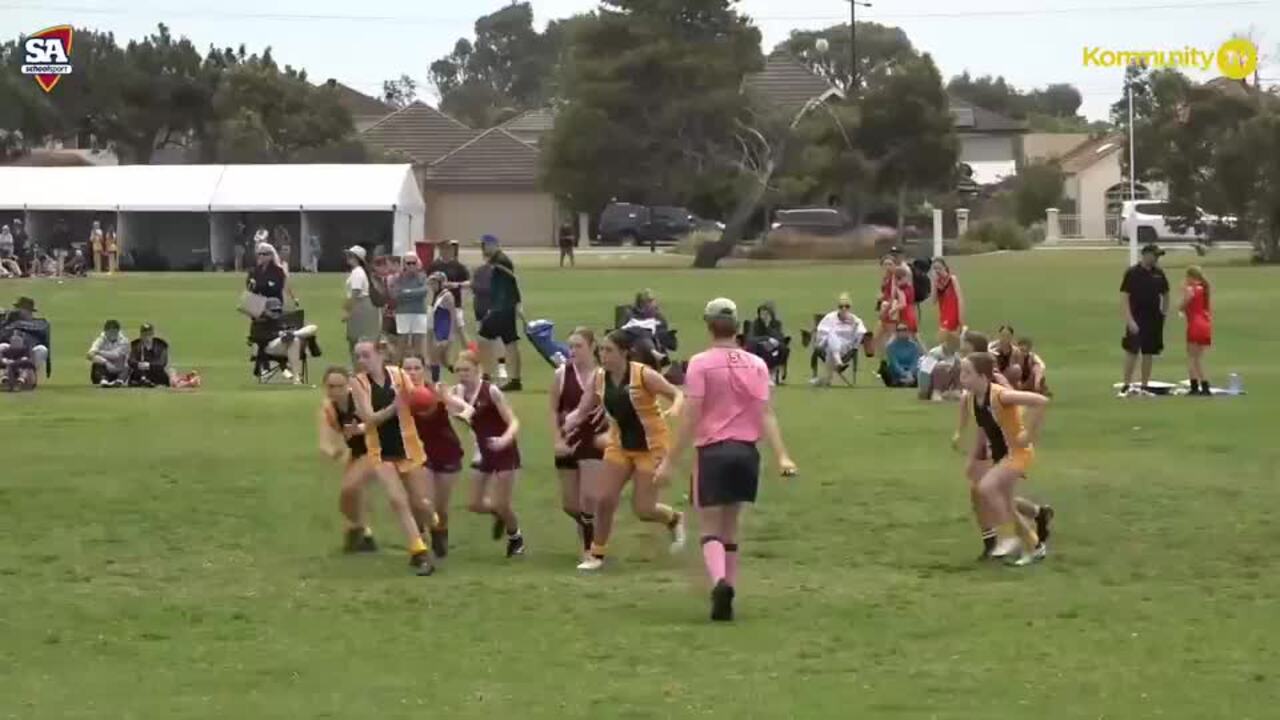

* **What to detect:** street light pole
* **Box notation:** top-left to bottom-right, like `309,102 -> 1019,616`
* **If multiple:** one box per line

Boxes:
848,1 -> 872,94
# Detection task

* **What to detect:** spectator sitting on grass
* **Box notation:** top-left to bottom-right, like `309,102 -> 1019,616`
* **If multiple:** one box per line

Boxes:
0,297 -> 51,381
128,323 -> 172,387
1014,337 -> 1050,395
880,324 -> 922,388
87,319 -> 130,387
917,331 -> 963,401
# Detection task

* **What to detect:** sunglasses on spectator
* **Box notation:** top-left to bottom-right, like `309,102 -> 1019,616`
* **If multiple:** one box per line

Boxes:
257,251 -> 271,257
838,304 -> 851,309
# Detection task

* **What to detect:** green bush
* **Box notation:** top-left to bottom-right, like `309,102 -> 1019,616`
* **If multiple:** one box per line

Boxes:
944,238 -> 998,256
1025,221 -> 1047,245
964,218 -> 1031,251
1011,162 -> 1065,227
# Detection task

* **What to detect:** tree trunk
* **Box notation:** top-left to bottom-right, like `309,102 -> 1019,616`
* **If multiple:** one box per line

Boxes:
694,172 -> 770,268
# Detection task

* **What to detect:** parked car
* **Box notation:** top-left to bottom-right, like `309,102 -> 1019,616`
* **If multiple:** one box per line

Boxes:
597,203 -> 719,245
770,208 -> 854,236
1118,201 -> 1237,245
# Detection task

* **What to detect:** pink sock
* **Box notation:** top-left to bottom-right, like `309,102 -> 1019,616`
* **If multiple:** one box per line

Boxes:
724,543 -> 739,587
700,537 -> 726,584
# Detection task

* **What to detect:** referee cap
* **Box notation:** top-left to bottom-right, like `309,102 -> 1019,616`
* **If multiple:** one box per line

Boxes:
704,297 -> 738,322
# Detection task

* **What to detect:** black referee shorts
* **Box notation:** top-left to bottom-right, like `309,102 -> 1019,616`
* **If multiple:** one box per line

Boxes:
1122,314 -> 1164,356
479,308 -> 519,345
695,441 -> 761,508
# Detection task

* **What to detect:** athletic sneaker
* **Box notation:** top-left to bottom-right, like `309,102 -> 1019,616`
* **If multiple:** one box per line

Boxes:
1134,386 -> 1156,398
500,379 -> 523,393
430,529 -> 449,559
1011,543 -> 1047,567
99,378 -> 111,388
357,534 -> 378,553
409,551 -> 436,576
506,534 -> 526,558
710,580 -> 735,622
343,528 -> 364,553
577,556 -> 605,572
668,512 -> 687,554
991,536 -> 1022,559
1035,505 -> 1055,545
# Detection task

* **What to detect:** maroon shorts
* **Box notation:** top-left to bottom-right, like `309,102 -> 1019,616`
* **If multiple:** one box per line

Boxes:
477,444 -> 521,474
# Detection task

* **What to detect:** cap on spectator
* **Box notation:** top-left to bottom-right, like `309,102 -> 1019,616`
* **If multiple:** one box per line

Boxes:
140,322 -> 155,334
104,319 -> 121,331
703,297 -> 738,321
1140,243 -> 1165,257
13,296 -> 36,311
481,234 -> 500,246
345,245 -> 367,260
889,245 -> 903,255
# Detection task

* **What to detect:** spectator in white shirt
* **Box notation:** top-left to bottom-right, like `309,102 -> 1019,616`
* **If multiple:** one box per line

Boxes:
811,293 -> 869,387
87,319 -> 130,387
917,332 -> 963,401
342,245 -> 381,362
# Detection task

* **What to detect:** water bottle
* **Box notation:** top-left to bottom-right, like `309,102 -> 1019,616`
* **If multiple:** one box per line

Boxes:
1227,372 -> 1243,396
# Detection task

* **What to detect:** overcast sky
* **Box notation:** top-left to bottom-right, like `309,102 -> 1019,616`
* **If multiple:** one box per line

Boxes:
7,0 -> 1277,120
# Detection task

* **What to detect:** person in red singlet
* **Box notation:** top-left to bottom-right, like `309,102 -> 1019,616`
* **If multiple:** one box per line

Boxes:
932,258 -> 964,337
893,265 -> 918,337
449,350 -> 525,558
875,255 -> 898,356
1180,265 -> 1213,395
402,355 -> 472,558
548,328 -> 608,565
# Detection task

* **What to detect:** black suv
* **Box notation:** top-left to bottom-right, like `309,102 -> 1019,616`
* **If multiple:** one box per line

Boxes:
598,203 -> 710,246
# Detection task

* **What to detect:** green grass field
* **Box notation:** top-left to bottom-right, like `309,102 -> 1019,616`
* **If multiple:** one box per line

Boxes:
3,250 -> 1278,719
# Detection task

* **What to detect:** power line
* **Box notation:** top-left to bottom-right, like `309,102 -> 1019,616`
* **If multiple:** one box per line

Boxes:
0,0 -> 1270,25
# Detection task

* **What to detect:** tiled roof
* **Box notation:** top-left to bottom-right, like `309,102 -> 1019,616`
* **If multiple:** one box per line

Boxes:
948,96 -> 1027,133
322,80 -> 394,119
361,102 -> 477,165
745,51 -> 842,115
501,108 -> 557,135
425,128 -> 541,189
1058,133 -> 1123,174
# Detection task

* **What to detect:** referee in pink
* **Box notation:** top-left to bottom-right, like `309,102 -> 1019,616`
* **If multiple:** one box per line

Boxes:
657,297 -> 797,622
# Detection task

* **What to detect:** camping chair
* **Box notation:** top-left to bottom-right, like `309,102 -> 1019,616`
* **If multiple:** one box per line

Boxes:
740,321 -> 791,384
611,305 -> 686,385
800,313 -> 858,386
249,309 -> 320,384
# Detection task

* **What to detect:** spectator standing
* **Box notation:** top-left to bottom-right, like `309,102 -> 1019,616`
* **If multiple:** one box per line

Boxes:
393,252 -> 430,361
87,319 -> 130,387
427,239 -> 471,345
274,224 -> 293,271
306,234 -> 321,273
342,246 -> 381,361
89,221 -> 105,273
11,219 -> 28,275
128,323 -> 172,387
558,220 -> 576,268
477,234 -> 524,392
1181,266 -> 1213,395
0,225 -> 18,277
1119,243 -> 1170,397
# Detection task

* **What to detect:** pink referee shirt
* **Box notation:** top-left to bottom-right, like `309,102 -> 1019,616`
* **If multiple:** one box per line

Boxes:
683,346 -> 771,448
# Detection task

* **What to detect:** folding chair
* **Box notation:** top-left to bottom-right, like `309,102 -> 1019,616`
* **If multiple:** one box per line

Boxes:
249,310 -> 319,384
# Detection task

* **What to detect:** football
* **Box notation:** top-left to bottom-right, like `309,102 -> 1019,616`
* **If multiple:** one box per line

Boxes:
408,385 -> 439,417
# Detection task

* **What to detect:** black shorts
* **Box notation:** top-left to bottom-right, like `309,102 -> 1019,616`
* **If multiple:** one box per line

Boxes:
479,308 -> 519,344
1122,314 -> 1164,356
694,441 -> 761,508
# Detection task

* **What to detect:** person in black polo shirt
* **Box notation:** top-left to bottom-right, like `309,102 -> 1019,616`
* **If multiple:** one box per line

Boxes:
477,234 -> 524,392
1119,243 -> 1170,397
427,239 -> 471,345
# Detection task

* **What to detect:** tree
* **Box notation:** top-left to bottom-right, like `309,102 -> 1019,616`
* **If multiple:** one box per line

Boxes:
543,0 -> 762,223
1010,162 -> 1065,227
775,22 -> 915,93
947,72 -> 1024,118
381,74 -> 418,109
429,2 -> 562,127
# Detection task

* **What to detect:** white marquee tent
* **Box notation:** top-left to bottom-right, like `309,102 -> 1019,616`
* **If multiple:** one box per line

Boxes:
0,164 -> 425,270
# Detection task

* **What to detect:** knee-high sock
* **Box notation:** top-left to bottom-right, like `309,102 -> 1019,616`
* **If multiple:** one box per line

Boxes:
700,536 -> 726,584
580,512 -> 595,551
430,364 -> 442,383
724,543 -> 739,587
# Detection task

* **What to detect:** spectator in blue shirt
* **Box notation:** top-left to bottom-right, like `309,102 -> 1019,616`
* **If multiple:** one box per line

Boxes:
880,324 -> 922,388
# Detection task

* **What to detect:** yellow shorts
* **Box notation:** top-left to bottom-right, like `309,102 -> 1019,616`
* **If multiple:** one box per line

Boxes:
997,448 -> 1035,475
374,457 -> 421,475
604,446 -> 665,476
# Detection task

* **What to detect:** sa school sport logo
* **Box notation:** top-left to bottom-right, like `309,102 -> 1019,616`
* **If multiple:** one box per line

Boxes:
21,25 -> 74,93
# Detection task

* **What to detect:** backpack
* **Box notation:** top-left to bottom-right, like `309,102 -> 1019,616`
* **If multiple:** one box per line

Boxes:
368,272 -> 389,308
910,258 -> 932,303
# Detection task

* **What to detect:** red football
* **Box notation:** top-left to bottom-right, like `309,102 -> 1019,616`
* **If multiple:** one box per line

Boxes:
408,385 -> 439,417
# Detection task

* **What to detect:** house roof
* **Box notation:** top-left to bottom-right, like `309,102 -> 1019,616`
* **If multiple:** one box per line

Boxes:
948,96 -> 1027,133
1058,133 -> 1124,174
426,128 -> 541,189
322,80 -> 395,119
745,51 -> 843,116
501,108 -> 557,136
361,102 -> 478,165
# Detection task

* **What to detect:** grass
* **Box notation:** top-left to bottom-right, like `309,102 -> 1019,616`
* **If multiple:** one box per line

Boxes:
2,250 -> 1278,719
